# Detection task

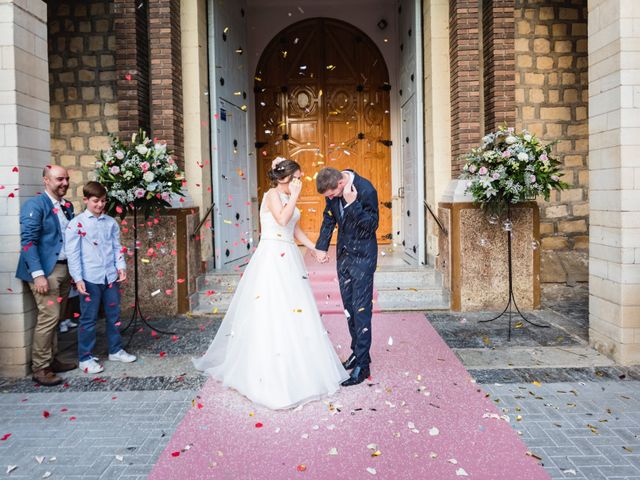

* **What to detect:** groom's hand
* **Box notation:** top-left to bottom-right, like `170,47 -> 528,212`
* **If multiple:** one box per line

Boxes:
343,183 -> 357,205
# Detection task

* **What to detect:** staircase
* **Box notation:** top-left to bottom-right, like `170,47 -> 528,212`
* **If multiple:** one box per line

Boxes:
374,265 -> 449,311
189,263 -> 450,316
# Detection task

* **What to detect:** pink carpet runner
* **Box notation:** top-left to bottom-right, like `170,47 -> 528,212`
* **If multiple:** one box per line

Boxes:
305,247 -> 379,314
149,253 -> 549,479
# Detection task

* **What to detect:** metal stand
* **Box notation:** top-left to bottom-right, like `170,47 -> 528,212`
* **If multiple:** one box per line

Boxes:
120,208 -> 174,346
479,206 -> 549,340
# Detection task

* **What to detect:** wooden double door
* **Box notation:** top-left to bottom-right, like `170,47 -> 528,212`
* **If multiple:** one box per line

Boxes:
255,18 -> 392,243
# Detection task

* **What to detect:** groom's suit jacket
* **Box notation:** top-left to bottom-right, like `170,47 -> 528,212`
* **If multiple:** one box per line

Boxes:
16,193 -> 74,282
315,170 -> 379,275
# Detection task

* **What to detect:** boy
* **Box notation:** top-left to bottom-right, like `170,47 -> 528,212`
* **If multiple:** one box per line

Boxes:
65,181 -> 136,373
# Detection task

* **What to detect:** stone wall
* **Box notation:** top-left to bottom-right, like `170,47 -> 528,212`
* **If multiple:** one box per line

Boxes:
48,0 -> 116,205
514,0 -> 589,282
0,0 -> 51,377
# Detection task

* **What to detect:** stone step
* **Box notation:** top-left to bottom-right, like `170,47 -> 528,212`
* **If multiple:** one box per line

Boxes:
190,291 -> 234,316
191,267 -> 450,314
376,286 -> 450,311
196,272 -> 241,290
374,268 -> 438,288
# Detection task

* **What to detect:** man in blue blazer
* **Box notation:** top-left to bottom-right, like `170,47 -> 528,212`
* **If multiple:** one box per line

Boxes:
16,165 -> 77,385
315,167 -> 378,386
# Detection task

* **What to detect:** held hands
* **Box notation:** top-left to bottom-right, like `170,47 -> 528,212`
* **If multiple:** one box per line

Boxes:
315,249 -> 329,264
343,182 -> 357,205
289,177 -> 303,198
33,275 -> 49,295
117,269 -> 127,282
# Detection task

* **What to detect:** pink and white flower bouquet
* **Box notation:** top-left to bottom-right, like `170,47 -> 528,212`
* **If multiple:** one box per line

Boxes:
95,130 -> 184,218
460,126 -> 568,214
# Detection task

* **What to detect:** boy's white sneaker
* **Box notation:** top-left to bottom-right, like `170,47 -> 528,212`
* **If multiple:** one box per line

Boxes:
64,319 -> 78,329
108,350 -> 137,363
79,358 -> 104,374
59,322 -> 69,333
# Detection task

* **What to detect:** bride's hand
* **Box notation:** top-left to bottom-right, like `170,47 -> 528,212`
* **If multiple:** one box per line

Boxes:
289,177 -> 302,197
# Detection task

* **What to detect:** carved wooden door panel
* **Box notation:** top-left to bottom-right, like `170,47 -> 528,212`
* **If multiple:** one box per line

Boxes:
255,18 -> 391,243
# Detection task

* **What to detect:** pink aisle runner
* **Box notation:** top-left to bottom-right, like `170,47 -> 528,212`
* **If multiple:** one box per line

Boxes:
149,253 -> 549,479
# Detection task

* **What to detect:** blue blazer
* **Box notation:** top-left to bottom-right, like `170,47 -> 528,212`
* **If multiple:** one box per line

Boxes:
15,193 -> 74,282
315,171 -> 379,274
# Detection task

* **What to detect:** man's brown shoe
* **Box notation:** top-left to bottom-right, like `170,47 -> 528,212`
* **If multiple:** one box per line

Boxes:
32,368 -> 63,386
50,359 -> 77,373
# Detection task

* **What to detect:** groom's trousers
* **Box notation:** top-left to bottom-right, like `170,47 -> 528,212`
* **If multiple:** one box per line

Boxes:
338,258 -> 374,368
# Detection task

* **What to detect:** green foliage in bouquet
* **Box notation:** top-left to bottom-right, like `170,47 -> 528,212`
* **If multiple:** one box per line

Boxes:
95,130 -> 184,219
460,126 -> 569,215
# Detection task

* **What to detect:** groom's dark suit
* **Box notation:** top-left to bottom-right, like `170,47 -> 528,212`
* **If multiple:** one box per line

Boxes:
316,170 -> 378,369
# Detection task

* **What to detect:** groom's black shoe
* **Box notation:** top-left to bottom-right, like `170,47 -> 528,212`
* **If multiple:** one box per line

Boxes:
341,366 -> 370,387
342,354 -> 357,371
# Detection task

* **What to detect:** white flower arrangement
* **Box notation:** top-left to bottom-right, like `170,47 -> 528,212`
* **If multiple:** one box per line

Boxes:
460,126 -> 568,214
95,130 -> 184,218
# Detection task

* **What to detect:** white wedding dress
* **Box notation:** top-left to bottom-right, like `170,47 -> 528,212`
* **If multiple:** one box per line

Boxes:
193,191 -> 349,410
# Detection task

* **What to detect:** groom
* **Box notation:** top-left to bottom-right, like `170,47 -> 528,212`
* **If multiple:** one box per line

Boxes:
315,167 -> 378,386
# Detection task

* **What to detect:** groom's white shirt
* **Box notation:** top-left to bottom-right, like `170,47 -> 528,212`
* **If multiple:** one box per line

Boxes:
340,170 -> 355,217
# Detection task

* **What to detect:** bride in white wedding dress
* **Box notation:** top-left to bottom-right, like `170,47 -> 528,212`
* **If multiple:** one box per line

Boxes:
193,158 -> 349,410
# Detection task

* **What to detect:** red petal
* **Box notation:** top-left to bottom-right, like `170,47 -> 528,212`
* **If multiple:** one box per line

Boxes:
42,411 -> 50,418
1,433 -> 11,441
171,451 -> 180,457
255,422 -> 263,428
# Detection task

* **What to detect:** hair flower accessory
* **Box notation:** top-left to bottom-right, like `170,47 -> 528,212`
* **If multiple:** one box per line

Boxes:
271,156 -> 287,171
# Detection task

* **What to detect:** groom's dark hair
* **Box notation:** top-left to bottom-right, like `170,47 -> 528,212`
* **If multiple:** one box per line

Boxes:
316,168 -> 343,194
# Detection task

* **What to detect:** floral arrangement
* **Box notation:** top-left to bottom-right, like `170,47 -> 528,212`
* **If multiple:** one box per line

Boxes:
95,130 -> 183,218
460,126 -> 568,214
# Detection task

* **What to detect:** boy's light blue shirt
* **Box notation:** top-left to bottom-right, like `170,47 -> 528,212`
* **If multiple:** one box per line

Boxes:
64,210 -> 126,284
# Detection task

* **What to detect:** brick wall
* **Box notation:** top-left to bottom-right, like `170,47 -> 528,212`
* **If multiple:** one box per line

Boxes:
149,0 -> 184,168
514,0 -> 588,280
48,0 -> 117,203
113,0 -> 150,138
482,0 -> 516,132
449,0 -> 482,176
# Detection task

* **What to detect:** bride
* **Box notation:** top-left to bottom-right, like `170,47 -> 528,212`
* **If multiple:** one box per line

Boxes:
193,157 -> 349,409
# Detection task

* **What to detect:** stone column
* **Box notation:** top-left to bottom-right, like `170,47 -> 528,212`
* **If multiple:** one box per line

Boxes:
588,0 -> 640,364
181,0 -> 213,265
0,0 -> 49,376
